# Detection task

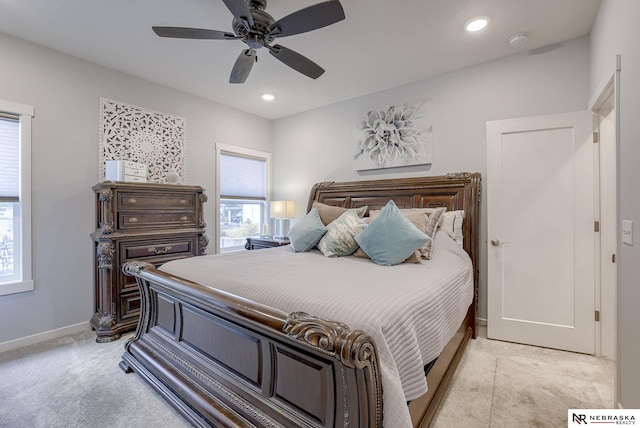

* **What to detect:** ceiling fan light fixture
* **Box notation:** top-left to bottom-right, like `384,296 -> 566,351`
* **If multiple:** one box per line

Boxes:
465,17 -> 489,32
261,93 -> 275,101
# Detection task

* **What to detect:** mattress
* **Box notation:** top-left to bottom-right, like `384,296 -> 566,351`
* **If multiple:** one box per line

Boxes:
160,230 -> 474,427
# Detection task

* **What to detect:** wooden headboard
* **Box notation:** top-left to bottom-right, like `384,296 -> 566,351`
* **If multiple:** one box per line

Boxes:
307,172 -> 481,330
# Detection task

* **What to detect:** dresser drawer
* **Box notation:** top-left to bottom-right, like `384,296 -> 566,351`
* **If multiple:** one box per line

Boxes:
118,235 -> 199,293
118,211 -> 197,230
119,255 -> 193,293
118,192 -> 196,211
120,291 -> 142,320
123,238 -> 195,259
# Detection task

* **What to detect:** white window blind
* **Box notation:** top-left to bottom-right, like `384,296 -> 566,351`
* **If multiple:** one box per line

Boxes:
220,153 -> 266,200
0,114 -> 19,203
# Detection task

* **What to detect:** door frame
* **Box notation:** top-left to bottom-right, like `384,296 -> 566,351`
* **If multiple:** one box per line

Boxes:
590,75 -> 616,360
588,54 -> 620,394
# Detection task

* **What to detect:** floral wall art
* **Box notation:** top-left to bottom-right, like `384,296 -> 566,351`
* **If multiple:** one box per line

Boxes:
98,98 -> 185,183
354,99 -> 433,171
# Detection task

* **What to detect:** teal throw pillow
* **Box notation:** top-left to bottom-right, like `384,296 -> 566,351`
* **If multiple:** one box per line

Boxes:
354,200 -> 430,266
288,207 -> 327,252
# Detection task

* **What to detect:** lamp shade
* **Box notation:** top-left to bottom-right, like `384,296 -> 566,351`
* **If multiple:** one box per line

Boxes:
270,200 -> 296,219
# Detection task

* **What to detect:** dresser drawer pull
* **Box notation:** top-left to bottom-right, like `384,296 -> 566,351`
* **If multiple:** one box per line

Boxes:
181,216 -> 188,221
148,245 -> 173,255
129,217 -> 138,223
128,198 -> 137,204
180,199 -> 187,204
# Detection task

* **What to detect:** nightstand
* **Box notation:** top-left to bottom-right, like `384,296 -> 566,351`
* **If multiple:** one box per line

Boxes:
245,236 -> 290,250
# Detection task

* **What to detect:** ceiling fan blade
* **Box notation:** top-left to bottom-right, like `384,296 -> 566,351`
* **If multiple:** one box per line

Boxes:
267,44 -> 325,79
152,26 -> 237,40
268,0 -> 345,38
221,0 -> 254,28
229,49 -> 257,84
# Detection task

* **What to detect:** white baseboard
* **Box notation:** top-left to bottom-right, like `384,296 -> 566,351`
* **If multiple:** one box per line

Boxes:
476,317 -> 487,326
0,322 -> 91,354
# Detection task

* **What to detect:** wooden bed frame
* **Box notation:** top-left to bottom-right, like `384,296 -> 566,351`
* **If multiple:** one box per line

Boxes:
119,172 -> 481,428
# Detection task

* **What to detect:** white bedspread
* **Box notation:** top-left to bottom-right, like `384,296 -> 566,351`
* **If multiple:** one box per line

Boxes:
160,231 -> 473,427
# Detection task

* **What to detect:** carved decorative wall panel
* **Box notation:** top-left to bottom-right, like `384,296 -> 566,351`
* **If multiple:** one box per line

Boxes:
99,98 -> 185,183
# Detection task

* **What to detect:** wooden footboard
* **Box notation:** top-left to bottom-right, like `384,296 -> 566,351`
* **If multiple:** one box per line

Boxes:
120,260 -> 383,428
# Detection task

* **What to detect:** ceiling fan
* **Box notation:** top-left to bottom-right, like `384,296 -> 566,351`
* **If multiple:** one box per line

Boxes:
152,0 -> 345,84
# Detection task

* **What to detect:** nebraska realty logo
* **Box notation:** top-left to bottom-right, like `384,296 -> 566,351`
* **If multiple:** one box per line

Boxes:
569,409 -> 639,426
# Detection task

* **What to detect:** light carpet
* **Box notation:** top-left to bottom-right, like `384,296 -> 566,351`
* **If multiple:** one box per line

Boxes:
0,328 -> 613,427
0,330 -> 187,428
432,328 -> 614,427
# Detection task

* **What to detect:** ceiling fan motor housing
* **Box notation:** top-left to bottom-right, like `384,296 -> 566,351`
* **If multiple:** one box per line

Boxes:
232,8 -> 275,47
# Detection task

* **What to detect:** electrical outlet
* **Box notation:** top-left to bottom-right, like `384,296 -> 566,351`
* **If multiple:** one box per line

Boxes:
622,220 -> 633,246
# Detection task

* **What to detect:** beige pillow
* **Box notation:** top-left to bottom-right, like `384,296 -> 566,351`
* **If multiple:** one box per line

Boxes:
368,207 -> 445,226
312,201 -> 368,225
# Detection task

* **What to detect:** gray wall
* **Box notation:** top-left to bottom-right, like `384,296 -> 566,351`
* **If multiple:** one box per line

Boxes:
272,36 -> 591,322
0,32 -> 272,345
590,0 -> 640,409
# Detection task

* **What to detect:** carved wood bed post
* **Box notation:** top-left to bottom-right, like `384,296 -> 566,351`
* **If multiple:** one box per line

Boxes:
284,312 -> 383,426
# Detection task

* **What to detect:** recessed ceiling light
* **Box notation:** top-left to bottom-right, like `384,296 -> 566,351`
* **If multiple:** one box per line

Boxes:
465,17 -> 489,32
261,93 -> 275,102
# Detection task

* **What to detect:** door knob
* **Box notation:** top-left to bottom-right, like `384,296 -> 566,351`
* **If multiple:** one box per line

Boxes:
491,239 -> 509,247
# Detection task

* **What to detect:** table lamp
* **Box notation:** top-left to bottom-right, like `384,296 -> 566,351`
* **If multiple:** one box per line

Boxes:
270,200 -> 295,240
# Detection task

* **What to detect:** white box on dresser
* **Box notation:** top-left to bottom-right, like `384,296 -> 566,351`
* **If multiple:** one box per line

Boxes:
105,159 -> 148,182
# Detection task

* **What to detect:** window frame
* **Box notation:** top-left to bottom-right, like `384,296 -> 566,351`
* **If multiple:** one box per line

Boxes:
215,143 -> 271,253
0,100 -> 34,296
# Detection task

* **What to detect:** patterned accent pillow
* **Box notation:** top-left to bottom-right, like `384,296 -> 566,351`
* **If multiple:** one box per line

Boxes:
369,206 -> 446,259
317,210 -> 368,257
354,200 -> 429,266
288,207 -> 327,252
313,202 -> 368,225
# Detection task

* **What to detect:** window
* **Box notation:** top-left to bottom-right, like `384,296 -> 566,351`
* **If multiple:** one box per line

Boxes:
215,144 -> 271,253
0,100 -> 34,295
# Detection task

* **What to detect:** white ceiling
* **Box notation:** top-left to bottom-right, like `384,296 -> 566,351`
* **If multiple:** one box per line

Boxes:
0,0 -> 600,120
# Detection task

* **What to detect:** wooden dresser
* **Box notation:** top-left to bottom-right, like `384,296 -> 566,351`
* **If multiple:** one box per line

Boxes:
90,181 -> 208,342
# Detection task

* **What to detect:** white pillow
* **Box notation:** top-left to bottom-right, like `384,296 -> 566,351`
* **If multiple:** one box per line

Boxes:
440,210 -> 464,247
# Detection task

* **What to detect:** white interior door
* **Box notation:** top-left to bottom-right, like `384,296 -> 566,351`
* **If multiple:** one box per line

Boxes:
487,111 -> 595,354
